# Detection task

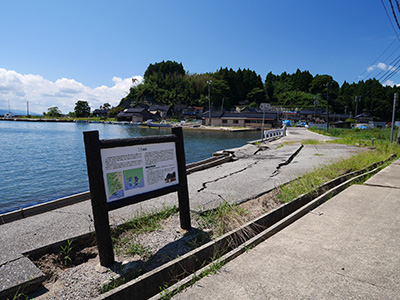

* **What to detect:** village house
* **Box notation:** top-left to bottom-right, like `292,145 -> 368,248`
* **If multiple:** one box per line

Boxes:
116,107 -> 153,122
92,109 -> 109,118
203,110 -> 280,128
174,105 -> 204,120
148,104 -> 172,119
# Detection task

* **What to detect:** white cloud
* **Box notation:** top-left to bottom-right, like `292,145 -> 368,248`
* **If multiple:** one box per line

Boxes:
0,68 -> 143,115
367,62 -> 389,72
381,79 -> 400,87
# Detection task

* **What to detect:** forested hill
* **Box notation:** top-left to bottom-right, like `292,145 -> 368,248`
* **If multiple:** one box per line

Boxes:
119,60 -> 400,121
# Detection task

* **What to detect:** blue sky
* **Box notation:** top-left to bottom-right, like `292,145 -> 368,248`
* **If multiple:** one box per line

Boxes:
1,0 -> 399,114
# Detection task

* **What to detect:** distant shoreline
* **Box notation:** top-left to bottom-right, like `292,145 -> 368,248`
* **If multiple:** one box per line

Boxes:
0,117 -> 259,132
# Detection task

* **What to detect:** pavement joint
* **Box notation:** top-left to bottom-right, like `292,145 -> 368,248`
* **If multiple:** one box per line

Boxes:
364,183 -> 400,189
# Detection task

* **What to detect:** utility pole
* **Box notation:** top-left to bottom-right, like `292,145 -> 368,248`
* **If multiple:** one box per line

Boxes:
391,93 -> 397,144
325,83 -> 330,132
207,80 -> 212,126
355,96 -> 361,117
27,101 -> 29,116
313,97 -> 318,121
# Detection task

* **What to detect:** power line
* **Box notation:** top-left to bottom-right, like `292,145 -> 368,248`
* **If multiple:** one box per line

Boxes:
377,53 -> 400,83
354,38 -> 400,82
389,0 -> 400,30
353,1 -> 400,85
382,0 -> 400,40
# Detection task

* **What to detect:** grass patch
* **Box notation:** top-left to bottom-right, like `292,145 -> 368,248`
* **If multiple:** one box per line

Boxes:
113,205 -> 178,236
196,201 -> 248,238
301,139 -> 320,145
277,127 -> 400,203
101,277 -> 126,293
159,257 -> 225,300
6,288 -> 29,300
111,205 -> 178,258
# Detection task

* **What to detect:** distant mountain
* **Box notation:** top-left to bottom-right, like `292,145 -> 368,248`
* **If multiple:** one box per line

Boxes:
0,109 -> 40,116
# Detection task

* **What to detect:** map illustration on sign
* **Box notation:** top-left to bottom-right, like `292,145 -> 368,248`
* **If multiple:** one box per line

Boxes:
106,171 -> 124,200
101,142 -> 179,203
123,168 -> 145,190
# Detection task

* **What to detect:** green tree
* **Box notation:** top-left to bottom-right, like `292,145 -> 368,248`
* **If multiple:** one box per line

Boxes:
45,106 -> 62,117
74,100 -> 91,117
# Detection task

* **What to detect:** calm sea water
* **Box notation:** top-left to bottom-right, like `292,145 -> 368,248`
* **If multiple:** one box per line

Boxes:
0,121 -> 259,213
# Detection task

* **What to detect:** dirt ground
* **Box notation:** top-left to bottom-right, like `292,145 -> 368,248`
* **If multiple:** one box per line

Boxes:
29,190 -> 281,300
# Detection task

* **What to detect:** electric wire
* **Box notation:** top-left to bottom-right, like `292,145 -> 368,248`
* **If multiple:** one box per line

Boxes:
389,0 -> 400,30
378,57 -> 400,84
352,0 -> 400,83
372,0 -> 400,84
355,39 -> 400,82
377,52 -> 400,83
374,51 -> 400,80
382,0 -> 400,40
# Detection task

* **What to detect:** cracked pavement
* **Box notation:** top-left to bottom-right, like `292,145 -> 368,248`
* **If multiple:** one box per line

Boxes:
0,127 -> 365,296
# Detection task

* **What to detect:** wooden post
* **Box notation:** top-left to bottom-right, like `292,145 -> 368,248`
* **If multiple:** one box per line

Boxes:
83,131 -> 115,267
172,127 -> 191,230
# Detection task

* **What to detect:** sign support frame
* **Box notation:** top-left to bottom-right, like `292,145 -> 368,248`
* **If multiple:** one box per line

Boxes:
83,127 -> 191,267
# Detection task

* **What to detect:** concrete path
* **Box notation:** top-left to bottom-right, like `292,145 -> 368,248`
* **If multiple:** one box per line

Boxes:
0,128 -> 366,297
172,159 -> 400,300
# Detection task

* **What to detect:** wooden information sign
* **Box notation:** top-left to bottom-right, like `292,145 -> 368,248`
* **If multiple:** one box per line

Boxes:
83,127 -> 191,266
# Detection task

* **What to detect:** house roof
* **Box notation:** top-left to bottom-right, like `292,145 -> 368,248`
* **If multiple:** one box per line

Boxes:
203,111 -> 278,120
125,107 -> 146,113
148,105 -> 170,112
300,109 -> 322,115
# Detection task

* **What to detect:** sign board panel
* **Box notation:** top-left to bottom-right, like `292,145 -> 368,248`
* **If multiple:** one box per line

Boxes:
100,142 -> 179,203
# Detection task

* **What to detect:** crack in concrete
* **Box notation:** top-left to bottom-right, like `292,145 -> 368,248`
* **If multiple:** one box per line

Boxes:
271,145 -> 304,177
197,161 -> 259,193
0,256 -> 24,268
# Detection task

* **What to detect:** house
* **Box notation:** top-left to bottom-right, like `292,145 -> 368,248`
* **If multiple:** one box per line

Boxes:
299,109 -> 323,122
282,111 -> 300,122
92,109 -> 109,118
321,113 -> 352,123
116,107 -> 153,122
355,112 -> 373,123
203,111 -> 280,128
174,105 -> 204,120
148,104 -> 171,119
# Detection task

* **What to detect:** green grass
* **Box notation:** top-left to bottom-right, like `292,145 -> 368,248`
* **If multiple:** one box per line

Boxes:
277,127 -> 400,203
301,139 -> 320,145
159,257 -> 224,300
6,288 -> 28,300
101,277 -> 126,293
196,201 -> 248,237
310,127 -> 394,146
59,239 -> 73,266
113,205 -> 178,236
111,205 -> 178,259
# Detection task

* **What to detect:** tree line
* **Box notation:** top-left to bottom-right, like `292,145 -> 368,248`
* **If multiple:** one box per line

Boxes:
118,60 -> 400,122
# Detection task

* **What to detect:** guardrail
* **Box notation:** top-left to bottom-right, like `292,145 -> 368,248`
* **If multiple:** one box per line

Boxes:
263,126 -> 286,140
